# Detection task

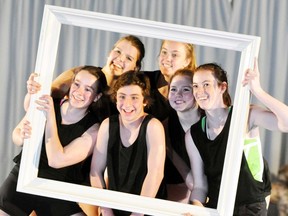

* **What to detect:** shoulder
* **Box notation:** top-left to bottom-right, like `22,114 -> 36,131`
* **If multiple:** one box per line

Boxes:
146,117 -> 165,147
99,117 -> 110,130
84,122 -> 100,138
146,116 -> 164,133
88,122 -> 100,131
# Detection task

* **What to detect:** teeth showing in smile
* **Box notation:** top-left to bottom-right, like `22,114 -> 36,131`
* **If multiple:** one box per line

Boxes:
73,95 -> 84,101
123,109 -> 133,113
198,96 -> 207,101
163,63 -> 172,68
113,62 -> 123,69
175,100 -> 184,104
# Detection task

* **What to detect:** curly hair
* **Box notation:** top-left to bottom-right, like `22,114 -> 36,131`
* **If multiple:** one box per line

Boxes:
110,70 -> 152,107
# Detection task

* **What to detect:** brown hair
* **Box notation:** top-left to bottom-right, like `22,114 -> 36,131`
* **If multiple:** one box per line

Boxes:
73,66 -> 111,122
114,35 -> 145,71
169,68 -> 193,84
194,63 -> 232,107
73,65 -> 108,94
169,69 -> 200,110
110,71 -> 152,106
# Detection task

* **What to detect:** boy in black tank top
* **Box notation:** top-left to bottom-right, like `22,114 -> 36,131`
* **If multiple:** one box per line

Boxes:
90,71 -> 166,216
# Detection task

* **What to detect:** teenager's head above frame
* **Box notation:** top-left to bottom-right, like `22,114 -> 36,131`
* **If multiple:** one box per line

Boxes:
102,35 -> 145,77
158,40 -> 197,79
106,36 -> 197,76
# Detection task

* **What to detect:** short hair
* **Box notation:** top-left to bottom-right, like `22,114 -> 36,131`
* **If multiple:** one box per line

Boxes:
110,71 -> 152,106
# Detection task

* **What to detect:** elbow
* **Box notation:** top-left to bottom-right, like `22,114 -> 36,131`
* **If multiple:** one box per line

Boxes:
186,181 -> 194,191
47,155 -> 63,169
188,175 -> 208,204
190,185 -> 208,204
48,161 -> 61,169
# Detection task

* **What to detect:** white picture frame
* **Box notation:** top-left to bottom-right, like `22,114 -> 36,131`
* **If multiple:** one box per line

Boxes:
17,4 -> 260,216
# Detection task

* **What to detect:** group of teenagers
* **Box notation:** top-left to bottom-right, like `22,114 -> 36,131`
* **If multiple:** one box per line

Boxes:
1,34 -> 288,216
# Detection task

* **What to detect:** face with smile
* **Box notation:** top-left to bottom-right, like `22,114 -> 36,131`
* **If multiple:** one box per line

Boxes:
69,70 -> 98,109
116,85 -> 145,123
192,70 -> 226,110
159,40 -> 190,79
106,40 -> 139,76
168,74 -> 195,112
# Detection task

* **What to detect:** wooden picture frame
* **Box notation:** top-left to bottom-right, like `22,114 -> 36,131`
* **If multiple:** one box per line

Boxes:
17,5 -> 260,216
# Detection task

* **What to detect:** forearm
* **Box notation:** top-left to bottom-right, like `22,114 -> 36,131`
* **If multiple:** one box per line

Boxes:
90,173 -> 106,189
45,116 -> 64,167
187,170 -> 208,204
140,171 -> 163,198
253,88 -> 288,131
24,94 -> 31,111
170,150 -> 191,180
90,170 -> 113,215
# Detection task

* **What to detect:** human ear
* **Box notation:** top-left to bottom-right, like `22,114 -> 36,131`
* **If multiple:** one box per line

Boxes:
220,82 -> 228,92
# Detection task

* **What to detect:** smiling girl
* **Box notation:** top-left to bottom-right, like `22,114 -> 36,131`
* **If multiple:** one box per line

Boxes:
51,35 -> 145,99
163,69 -> 205,203
0,66 -> 107,216
186,59 -> 288,215
144,40 -> 197,121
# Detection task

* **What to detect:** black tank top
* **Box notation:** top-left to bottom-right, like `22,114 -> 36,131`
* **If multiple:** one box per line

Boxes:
37,98 -> 97,184
107,114 -> 166,216
165,109 -> 191,184
144,70 -> 172,121
190,107 -> 270,208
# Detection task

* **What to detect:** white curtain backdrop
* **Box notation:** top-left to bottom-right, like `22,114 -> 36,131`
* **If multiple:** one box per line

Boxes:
0,0 -> 287,189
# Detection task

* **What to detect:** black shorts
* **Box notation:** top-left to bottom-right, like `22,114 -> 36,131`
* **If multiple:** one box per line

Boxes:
0,165 -> 83,216
233,201 -> 268,216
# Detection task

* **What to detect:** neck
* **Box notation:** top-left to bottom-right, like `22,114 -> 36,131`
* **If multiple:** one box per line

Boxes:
177,107 -> 201,132
205,107 -> 229,130
120,114 -> 146,130
61,101 -> 88,124
163,74 -> 170,83
102,66 -> 115,87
